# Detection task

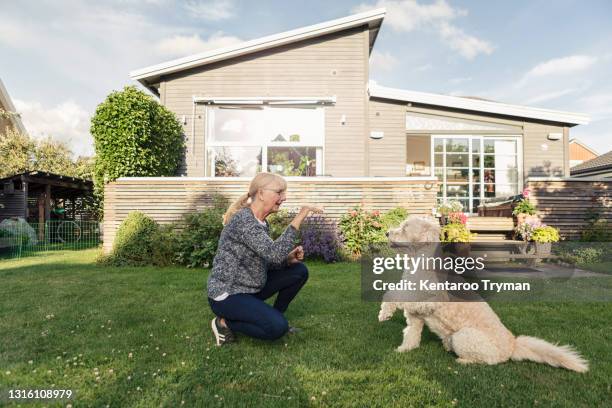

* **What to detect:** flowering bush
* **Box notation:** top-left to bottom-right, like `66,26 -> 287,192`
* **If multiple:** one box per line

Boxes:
300,215 -> 341,263
531,225 -> 560,243
435,200 -> 463,216
515,218 -> 542,241
380,207 -> 409,230
338,207 -> 387,258
447,212 -> 467,225
440,223 -> 473,243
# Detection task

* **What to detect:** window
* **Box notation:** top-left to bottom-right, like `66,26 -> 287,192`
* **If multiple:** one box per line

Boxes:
206,106 -> 324,177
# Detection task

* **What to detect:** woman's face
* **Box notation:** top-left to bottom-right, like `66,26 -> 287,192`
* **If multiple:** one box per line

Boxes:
258,182 -> 287,215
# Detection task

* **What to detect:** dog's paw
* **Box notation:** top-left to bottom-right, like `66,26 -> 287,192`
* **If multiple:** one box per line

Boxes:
378,310 -> 392,322
396,345 -> 416,353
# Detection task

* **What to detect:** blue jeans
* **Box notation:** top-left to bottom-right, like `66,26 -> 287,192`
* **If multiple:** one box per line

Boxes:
208,262 -> 309,340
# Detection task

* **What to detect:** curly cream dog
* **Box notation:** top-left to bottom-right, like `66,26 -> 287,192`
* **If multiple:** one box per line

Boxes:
378,215 -> 588,372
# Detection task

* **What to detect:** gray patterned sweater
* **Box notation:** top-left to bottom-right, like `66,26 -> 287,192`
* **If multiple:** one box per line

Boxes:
207,207 -> 298,299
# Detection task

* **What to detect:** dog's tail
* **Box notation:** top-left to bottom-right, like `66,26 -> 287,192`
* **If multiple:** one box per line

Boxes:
511,336 -> 588,373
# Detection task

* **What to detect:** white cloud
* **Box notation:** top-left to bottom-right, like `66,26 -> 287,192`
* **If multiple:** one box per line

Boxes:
354,0 -> 493,59
522,86 -> 587,106
13,99 -> 94,157
438,22 -> 494,59
184,0 -> 235,21
156,32 -> 242,58
526,55 -> 598,77
449,76 -> 472,84
370,50 -> 399,72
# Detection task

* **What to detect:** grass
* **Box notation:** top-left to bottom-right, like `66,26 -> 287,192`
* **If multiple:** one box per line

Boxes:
579,261 -> 612,275
0,249 -> 611,407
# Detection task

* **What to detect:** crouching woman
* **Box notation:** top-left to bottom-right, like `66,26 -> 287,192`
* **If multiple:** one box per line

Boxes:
207,172 -> 321,345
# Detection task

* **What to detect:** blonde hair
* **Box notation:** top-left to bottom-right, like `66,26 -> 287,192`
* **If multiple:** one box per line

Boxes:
223,172 -> 287,225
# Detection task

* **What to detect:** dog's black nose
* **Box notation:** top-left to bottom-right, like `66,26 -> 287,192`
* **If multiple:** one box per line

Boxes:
385,231 -> 389,238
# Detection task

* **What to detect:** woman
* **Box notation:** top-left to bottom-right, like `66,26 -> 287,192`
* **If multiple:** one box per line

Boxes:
207,172 -> 322,345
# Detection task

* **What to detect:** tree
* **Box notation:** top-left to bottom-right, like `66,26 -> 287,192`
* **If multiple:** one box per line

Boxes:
0,128 -> 33,177
90,86 -> 184,201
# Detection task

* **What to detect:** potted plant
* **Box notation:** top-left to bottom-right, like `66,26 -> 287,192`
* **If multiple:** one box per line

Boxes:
531,225 -> 560,257
435,200 -> 464,225
440,222 -> 474,256
512,188 -> 537,225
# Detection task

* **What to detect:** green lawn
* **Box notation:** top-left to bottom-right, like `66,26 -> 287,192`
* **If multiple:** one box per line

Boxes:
0,249 -> 611,407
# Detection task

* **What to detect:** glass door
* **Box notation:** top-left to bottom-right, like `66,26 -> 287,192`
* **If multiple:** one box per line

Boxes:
433,135 -> 520,213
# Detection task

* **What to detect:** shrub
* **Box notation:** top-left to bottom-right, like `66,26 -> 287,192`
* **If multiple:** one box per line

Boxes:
380,207 -> 409,230
338,207 -> 386,258
580,210 -> 611,242
440,223 -> 473,243
267,209 -> 295,240
176,206 -> 226,268
300,215 -> 341,263
151,224 -> 181,267
531,225 -> 560,243
90,86 -> 185,207
110,211 -> 159,265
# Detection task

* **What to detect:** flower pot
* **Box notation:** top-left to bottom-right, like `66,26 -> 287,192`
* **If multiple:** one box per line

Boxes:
535,242 -> 552,258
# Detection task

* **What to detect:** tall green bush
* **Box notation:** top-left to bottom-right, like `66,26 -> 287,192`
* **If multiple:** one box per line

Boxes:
90,86 -> 184,205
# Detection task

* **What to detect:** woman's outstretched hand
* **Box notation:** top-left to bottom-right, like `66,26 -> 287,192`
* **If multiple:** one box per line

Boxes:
287,246 -> 304,264
300,206 -> 324,215
290,206 -> 324,231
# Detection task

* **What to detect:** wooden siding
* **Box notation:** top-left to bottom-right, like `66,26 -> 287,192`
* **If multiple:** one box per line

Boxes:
569,141 -> 598,161
161,27 -> 369,178
368,98 -> 407,176
0,190 -> 25,221
522,123 -> 566,178
103,177 -> 438,253
527,178 -> 612,239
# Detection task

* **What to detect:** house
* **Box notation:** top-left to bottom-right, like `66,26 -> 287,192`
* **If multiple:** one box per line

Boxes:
130,8 -> 589,215
569,138 -> 599,168
570,150 -> 612,178
0,78 -> 27,135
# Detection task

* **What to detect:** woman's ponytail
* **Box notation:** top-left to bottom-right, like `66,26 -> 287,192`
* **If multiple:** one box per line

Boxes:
223,193 -> 251,225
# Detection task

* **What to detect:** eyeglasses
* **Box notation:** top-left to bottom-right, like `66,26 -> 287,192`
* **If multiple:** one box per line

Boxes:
263,188 -> 286,196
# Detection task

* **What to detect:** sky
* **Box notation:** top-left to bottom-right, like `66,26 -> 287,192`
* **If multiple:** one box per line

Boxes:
1,0 -> 611,157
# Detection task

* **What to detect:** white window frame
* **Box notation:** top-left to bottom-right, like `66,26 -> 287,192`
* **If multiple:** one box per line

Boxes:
431,134 -> 523,213
205,105 -> 325,177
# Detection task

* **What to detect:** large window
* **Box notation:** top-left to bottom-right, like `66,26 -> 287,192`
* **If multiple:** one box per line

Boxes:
206,106 -> 324,177
433,135 -> 521,213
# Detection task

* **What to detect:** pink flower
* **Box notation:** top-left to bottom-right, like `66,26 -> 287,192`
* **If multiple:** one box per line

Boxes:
522,188 -> 530,198
372,210 -> 380,217
350,210 -> 358,217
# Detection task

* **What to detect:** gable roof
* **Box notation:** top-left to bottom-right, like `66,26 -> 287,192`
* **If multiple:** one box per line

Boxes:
569,138 -> 599,156
131,8 -> 386,95
570,150 -> 612,174
0,78 -> 27,134
368,81 -> 590,126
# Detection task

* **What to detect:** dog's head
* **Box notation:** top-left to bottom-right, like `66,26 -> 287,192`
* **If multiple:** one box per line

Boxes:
387,215 -> 441,244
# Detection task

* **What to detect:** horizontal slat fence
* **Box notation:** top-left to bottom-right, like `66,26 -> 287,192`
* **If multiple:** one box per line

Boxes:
103,177 -> 438,253
526,177 -> 612,240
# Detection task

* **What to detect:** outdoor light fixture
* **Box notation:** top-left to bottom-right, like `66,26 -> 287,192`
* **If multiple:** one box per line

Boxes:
340,114 -> 347,125
370,131 -> 384,139
547,132 -> 562,140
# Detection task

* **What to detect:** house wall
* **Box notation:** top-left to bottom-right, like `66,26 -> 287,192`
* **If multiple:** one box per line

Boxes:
527,177 -> 612,239
102,177 -> 438,253
370,101 -> 570,182
367,98 -> 406,176
160,26 -> 370,177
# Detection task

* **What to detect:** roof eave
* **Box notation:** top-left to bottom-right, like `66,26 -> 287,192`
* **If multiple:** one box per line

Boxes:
130,8 -> 386,83
0,78 -> 28,134
368,82 -> 590,126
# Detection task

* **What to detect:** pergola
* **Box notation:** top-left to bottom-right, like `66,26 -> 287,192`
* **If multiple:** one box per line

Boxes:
0,171 -> 95,223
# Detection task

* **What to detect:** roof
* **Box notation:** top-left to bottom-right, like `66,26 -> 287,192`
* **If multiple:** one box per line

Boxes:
569,138 -> 599,156
131,8 -> 386,95
0,78 -> 27,134
0,171 -> 93,188
570,150 -> 612,174
368,81 -> 590,126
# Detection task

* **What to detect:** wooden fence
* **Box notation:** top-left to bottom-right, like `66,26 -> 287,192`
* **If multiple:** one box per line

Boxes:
526,177 -> 612,240
103,177 -> 438,253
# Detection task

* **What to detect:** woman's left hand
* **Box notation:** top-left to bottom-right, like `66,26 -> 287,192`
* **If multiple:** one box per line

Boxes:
287,246 -> 304,264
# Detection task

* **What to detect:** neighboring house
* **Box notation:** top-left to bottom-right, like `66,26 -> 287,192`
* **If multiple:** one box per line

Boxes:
571,150 -> 612,178
569,138 -> 599,168
130,8 -> 590,214
0,78 -> 27,135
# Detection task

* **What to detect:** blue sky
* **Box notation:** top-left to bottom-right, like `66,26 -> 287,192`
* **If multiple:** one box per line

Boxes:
1,0 -> 611,157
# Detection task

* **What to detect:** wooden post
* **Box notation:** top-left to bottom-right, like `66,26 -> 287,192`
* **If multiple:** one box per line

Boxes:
38,194 -> 45,241
44,184 -> 51,221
